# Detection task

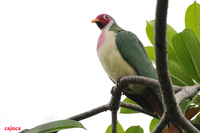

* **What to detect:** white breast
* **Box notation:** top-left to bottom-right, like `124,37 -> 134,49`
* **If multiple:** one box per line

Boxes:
97,30 -> 138,82
97,30 -> 147,94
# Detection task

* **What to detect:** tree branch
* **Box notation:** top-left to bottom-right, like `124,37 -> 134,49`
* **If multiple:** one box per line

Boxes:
21,75 -> 200,133
171,122 -> 184,133
120,102 -> 158,118
108,76 -> 127,133
111,110 -> 118,133
191,120 -> 200,130
176,85 -> 200,104
155,0 -> 177,113
154,0 -> 199,132
177,116 -> 199,133
152,114 -> 170,133
118,75 -> 181,93
67,104 -> 110,121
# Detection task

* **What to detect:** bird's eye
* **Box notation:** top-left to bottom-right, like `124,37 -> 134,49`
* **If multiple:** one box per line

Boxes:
103,15 -> 110,20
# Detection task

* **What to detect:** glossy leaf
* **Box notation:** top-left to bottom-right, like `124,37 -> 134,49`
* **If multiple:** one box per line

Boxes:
145,47 -> 194,86
191,93 -> 200,105
149,118 -> 159,132
172,29 -> 200,83
168,60 -> 195,86
120,98 -> 139,114
24,120 -> 86,133
146,20 -> 177,46
188,104 -> 196,109
179,100 -> 190,115
106,121 -> 125,133
146,20 -> 155,46
146,20 -> 179,63
194,113 -> 200,122
125,126 -> 143,133
145,46 -> 155,61
185,1 -> 200,42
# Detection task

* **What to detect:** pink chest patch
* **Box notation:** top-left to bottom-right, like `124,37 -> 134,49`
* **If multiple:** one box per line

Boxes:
97,31 -> 106,52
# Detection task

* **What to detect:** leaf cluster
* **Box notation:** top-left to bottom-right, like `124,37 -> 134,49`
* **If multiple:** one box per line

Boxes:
106,122 -> 143,133
119,1 -> 200,132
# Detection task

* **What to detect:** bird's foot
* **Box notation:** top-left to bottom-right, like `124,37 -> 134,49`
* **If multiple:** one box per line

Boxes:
111,76 -> 126,95
116,76 -> 124,84
110,86 -> 115,95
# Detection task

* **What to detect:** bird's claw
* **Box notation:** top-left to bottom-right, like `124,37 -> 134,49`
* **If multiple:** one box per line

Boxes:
110,76 -> 125,95
116,76 -> 124,84
110,86 -> 115,95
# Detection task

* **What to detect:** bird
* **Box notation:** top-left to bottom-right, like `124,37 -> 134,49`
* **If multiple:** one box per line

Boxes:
92,14 -> 164,118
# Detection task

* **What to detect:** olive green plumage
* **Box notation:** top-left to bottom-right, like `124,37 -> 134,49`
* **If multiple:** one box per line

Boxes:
115,30 -> 162,101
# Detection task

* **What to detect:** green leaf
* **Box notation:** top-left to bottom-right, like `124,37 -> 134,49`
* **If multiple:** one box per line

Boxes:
194,113 -> 200,122
146,20 -> 179,63
185,1 -> 200,42
24,120 -> 86,133
191,93 -> 200,105
146,20 -> 177,47
145,46 -> 155,61
145,46 -> 194,86
172,29 -> 200,83
149,118 -> 159,132
146,20 -> 155,46
125,126 -> 143,133
106,121 -> 125,133
179,100 -> 190,115
168,60 -> 195,86
120,98 -> 139,114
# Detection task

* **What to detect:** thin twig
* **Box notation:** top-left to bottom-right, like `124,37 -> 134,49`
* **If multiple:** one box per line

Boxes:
118,75 -> 182,93
176,85 -> 200,104
191,121 -> 200,130
177,116 -> 199,133
152,114 -> 170,133
111,110 -> 118,133
67,104 -> 110,121
120,102 -> 158,118
109,79 -> 125,133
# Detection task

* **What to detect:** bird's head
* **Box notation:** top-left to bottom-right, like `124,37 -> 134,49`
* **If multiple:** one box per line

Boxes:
91,14 -> 114,30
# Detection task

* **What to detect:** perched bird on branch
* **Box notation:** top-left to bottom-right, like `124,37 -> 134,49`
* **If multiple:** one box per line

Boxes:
92,14 -> 164,118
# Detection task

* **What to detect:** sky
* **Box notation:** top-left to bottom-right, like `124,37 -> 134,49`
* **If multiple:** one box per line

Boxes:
0,0 -> 199,133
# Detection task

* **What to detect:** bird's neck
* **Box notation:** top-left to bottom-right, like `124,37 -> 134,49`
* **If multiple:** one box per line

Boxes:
109,23 -> 124,33
101,19 -> 123,33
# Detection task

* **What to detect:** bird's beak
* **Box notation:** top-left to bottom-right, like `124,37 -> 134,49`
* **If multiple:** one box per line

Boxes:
91,18 -> 100,23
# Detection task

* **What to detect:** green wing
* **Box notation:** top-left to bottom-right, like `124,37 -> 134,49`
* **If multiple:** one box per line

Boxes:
115,31 -> 161,101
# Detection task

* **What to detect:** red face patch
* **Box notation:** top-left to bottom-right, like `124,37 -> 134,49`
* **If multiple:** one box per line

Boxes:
95,14 -> 112,29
